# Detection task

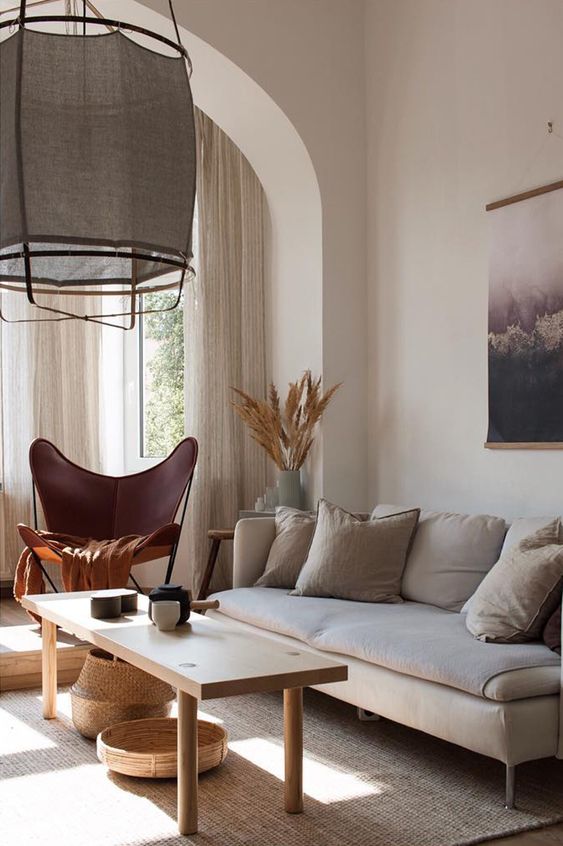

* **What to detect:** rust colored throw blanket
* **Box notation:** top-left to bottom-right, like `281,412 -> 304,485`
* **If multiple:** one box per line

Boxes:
14,531 -> 144,605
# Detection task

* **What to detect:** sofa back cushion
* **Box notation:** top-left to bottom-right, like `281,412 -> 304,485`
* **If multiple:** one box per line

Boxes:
500,516 -> 563,555
372,505 -> 507,611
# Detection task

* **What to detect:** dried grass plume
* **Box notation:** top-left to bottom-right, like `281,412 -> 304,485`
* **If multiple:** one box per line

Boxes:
231,371 -> 341,470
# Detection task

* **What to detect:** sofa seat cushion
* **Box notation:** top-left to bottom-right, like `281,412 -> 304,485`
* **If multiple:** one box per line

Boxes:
211,587 -> 561,702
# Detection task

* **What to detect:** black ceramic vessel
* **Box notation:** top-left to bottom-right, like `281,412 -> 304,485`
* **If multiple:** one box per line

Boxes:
90,591 -> 123,619
148,584 -> 190,625
120,589 -> 138,613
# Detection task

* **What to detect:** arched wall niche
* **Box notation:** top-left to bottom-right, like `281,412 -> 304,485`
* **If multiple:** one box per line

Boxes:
118,0 -> 325,503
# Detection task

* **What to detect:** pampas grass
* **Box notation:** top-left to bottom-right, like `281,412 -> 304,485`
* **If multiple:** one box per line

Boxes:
231,371 -> 341,471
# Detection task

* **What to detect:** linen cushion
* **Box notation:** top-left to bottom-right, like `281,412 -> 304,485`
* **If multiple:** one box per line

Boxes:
291,499 -> 420,603
466,521 -> 563,643
461,516 -> 561,613
500,516 -> 562,555
254,507 -> 315,589
372,505 -> 506,611
210,587 -> 560,701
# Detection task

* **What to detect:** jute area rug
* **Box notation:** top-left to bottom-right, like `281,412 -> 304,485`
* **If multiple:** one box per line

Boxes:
1,686 -> 562,846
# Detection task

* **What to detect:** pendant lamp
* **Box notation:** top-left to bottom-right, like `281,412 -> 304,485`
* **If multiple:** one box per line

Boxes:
0,0 -> 196,328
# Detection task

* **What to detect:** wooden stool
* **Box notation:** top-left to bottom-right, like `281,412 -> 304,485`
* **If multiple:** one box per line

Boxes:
197,529 -> 235,600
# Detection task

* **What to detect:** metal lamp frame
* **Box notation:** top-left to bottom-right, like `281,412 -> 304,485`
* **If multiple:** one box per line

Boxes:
0,0 -> 194,329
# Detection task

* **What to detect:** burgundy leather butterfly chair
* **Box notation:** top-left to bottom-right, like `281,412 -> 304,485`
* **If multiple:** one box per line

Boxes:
17,437 -> 198,594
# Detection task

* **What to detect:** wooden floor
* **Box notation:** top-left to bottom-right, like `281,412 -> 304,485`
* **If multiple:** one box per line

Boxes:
0,597 -> 89,691
0,598 -> 561,844
1,596 -> 32,626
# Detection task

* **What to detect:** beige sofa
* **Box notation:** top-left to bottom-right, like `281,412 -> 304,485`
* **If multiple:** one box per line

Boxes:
209,507 -> 563,808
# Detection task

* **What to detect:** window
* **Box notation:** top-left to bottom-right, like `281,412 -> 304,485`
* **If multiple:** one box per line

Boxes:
123,207 -> 197,470
139,290 -> 185,458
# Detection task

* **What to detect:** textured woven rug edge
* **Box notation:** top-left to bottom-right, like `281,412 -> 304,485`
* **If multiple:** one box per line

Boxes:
452,813 -> 563,846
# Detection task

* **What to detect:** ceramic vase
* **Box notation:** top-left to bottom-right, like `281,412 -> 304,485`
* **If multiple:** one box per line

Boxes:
278,470 -> 302,509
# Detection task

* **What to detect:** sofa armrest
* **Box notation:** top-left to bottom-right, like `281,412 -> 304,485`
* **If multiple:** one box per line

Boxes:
233,518 -> 276,588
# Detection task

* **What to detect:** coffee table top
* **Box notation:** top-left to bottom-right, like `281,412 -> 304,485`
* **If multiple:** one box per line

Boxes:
22,591 -> 348,700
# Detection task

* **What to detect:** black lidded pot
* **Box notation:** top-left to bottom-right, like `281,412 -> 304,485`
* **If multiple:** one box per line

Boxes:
148,584 -> 191,625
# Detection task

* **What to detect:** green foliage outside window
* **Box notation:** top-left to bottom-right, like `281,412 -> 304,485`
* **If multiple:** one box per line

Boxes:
142,290 -> 185,457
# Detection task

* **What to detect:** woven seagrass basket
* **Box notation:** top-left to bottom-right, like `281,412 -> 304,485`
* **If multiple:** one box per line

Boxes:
97,717 -> 228,778
71,648 -> 175,739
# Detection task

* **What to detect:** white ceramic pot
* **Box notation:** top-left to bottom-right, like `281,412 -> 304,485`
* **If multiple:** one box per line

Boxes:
152,601 -> 181,631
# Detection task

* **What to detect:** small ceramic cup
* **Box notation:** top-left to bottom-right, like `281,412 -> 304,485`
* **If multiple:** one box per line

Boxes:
151,600 -> 181,631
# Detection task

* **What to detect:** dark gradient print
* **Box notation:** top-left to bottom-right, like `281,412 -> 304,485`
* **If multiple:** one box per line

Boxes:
487,187 -> 563,443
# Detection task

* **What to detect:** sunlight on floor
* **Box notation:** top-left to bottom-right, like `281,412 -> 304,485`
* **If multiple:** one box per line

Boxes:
0,704 -> 58,754
196,707 -> 224,725
1,763 -> 178,846
0,623 -> 42,653
34,689 -> 74,720
17,693 -> 381,806
229,736 -> 384,804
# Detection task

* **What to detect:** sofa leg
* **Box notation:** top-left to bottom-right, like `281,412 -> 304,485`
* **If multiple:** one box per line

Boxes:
357,707 -> 381,722
505,765 -> 516,809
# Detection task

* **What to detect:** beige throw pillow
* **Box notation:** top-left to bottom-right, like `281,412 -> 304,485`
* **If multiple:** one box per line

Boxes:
291,499 -> 420,602
255,508 -> 316,589
466,521 -> 563,643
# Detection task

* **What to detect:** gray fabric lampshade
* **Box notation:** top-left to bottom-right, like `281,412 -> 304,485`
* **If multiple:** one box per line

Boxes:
0,27 -> 196,297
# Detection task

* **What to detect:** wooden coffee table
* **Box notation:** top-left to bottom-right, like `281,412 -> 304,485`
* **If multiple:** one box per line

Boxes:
22,591 -> 347,836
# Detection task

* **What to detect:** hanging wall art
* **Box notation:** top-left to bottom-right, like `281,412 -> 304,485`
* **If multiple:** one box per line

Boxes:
485,180 -> 563,448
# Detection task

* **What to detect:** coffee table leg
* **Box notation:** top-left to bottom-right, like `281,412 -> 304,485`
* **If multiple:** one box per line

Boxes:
42,619 -> 57,719
284,686 -> 304,813
177,689 -> 198,835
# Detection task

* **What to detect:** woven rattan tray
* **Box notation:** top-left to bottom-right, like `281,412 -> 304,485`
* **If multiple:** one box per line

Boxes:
97,717 -> 228,778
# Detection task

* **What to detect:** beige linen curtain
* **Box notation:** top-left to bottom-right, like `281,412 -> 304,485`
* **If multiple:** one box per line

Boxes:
0,293 -> 101,581
183,109 -> 267,593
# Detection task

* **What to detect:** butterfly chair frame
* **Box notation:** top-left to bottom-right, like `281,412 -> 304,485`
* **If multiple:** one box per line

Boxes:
19,437 -> 198,595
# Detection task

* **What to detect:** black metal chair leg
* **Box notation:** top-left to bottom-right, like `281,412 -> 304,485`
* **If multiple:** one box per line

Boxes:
129,571 -> 144,595
31,551 -> 59,593
163,546 -> 177,585
163,480 -> 192,585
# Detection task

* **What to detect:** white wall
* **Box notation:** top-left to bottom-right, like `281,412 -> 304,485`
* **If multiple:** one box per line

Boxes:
136,0 -> 368,510
365,0 -> 563,518
102,0 -> 563,521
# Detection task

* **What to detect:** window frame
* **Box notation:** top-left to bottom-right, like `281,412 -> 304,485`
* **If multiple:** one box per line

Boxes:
123,291 -> 186,472
123,303 -> 157,472
122,204 -> 196,474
